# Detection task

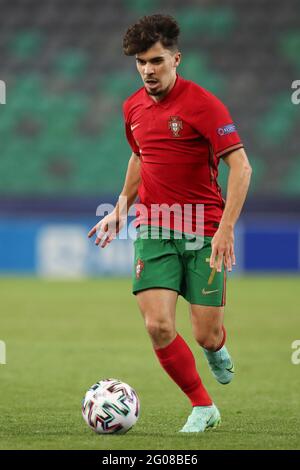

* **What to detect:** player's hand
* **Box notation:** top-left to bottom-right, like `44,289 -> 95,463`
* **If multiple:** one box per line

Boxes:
88,211 -> 126,248
210,225 -> 236,272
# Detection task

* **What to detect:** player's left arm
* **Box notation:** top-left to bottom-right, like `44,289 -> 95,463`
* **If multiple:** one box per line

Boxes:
210,147 -> 252,272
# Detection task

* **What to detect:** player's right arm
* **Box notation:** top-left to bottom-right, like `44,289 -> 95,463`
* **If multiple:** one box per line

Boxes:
88,152 -> 141,248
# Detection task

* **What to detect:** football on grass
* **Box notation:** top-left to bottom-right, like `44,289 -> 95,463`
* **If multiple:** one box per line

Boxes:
82,378 -> 140,434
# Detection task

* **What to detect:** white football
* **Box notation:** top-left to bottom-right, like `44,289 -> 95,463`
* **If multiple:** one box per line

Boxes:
82,378 -> 140,434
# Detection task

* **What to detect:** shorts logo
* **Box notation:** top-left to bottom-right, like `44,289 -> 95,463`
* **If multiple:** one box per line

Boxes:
168,116 -> 183,137
136,258 -> 144,279
217,124 -> 236,136
202,288 -> 219,295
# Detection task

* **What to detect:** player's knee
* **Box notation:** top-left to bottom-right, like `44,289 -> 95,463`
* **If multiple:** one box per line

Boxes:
145,318 -> 174,344
194,328 -> 223,351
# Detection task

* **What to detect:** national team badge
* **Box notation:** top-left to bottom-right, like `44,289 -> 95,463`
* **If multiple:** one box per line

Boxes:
168,116 -> 183,137
136,258 -> 144,280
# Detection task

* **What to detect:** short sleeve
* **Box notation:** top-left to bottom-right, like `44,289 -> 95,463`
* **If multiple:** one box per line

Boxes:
125,121 -> 140,156
123,101 -> 140,156
195,93 -> 243,158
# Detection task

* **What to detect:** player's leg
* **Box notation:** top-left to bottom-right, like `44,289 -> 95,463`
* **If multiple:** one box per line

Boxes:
176,236 -> 232,432
133,231 -> 218,432
183,236 -> 234,384
136,288 -> 213,412
136,288 -> 177,349
189,304 -> 234,385
178,304 -> 230,432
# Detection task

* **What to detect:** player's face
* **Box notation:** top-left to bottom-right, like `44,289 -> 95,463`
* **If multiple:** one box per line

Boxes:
136,41 -> 181,100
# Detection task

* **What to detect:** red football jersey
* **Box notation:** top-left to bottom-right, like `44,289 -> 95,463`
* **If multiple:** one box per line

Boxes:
123,74 -> 243,236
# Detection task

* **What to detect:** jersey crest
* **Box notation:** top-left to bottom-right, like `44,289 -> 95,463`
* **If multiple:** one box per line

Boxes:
168,116 -> 183,137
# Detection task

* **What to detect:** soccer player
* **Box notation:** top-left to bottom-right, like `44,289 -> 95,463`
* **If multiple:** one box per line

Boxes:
88,14 -> 252,432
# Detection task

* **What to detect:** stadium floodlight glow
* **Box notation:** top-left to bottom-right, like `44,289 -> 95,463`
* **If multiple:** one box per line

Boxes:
0,80 -> 6,104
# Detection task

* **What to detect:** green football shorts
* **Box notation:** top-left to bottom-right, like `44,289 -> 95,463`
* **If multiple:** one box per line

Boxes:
132,226 -> 226,307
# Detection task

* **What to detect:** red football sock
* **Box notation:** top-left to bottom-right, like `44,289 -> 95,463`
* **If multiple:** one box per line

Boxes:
154,334 -> 212,406
215,325 -> 226,351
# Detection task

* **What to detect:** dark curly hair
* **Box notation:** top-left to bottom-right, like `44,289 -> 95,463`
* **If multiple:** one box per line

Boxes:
123,14 -> 180,56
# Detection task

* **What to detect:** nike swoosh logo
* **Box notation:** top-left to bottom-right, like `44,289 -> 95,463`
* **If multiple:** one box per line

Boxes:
131,123 -> 140,131
202,288 -> 219,295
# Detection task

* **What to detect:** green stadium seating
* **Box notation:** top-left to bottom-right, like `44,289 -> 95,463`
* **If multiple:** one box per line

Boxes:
102,72 -> 142,102
9,30 -> 43,60
281,158 -> 300,194
257,93 -> 299,144
0,0 -> 298,198
179,7 -> 235,38
218,155 -> 265,194
125,0 -> 160,14
9,74 -> 43,112
280,32 -> 300,70
54,50 -> 89,79
179,53 -> 225,94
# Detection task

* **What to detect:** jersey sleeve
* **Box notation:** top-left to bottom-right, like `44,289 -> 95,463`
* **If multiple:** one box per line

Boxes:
124,121 -> 140,156
195,92 -> 243,158
123,102 -> 140,156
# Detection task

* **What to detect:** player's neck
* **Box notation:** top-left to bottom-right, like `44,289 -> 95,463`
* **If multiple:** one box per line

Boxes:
151,74 -> 177,103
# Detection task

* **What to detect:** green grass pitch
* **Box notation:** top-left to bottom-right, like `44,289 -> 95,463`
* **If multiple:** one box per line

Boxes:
0,276 -> 299,450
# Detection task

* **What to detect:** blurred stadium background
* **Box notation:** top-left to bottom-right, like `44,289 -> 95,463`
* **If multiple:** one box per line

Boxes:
0,0 -> 299,277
